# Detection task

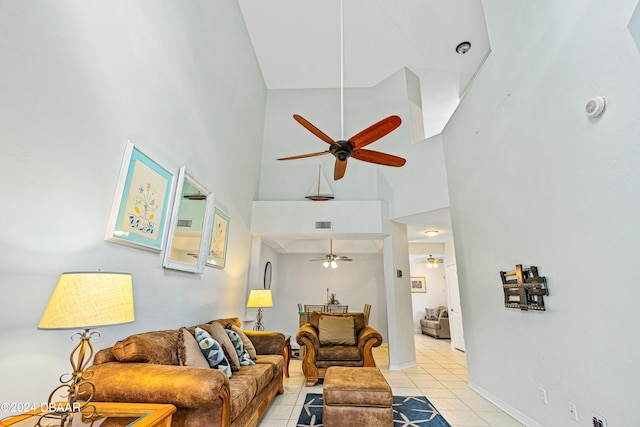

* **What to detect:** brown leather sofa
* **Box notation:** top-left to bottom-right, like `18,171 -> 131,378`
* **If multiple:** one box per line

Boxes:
296,311 -> 383,386
85,318 -> 285,427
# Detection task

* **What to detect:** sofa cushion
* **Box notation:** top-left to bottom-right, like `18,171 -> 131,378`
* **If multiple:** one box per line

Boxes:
311,311 -> 366,334
232,363 -> 273,392
194,327 -> 232,378
228,324 -> 257,360
228,376 -> 258,421
226,328 -> 255,366
317,345 -> 362,361
205,322 -> 242,372
318,315 -> 356,345
424,320 -> 441,330
178,327 -> 210,368
112,330 -> 179,365
254,354 -> 285,379
425,307 -> 438,320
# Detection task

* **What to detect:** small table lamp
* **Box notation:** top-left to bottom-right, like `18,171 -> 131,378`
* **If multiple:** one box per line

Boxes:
38,272 -> 134,424
246,289 -> 272,331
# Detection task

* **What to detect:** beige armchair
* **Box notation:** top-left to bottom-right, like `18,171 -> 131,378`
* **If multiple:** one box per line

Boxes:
296,311 -> 383,386
420,306 -> 450,339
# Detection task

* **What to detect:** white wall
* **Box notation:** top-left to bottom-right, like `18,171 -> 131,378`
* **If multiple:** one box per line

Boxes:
257,68 -> 450,219
0,1 -> 266,409
261,252 -> 388,346
442,1 -> 640,425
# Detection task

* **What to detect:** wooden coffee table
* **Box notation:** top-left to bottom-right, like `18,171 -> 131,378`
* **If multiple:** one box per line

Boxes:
0,402 -> 176,427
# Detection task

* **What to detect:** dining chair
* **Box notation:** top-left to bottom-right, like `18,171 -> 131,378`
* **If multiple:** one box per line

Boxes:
363,303 -> 372,325
304,304 -> 327,323
327,304 -> 348,313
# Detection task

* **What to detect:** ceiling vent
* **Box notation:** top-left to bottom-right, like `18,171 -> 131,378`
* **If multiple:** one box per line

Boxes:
315,220 -> 332,230
177,219 -> 193,228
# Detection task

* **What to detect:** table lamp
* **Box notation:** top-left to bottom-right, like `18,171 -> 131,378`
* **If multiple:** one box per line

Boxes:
38,272 -> 134,424
246,289 -> 272,331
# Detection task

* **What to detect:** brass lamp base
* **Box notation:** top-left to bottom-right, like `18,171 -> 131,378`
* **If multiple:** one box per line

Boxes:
38,329 -> 99,426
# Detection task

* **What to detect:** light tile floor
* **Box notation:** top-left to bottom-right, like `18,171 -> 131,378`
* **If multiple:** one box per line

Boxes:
258,333 -> 524,427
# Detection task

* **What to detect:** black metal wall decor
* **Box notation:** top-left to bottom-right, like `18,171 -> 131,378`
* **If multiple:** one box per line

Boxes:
500,265 -> 548,311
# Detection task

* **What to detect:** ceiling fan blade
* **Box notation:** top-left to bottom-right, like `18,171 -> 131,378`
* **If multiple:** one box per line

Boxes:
293,114 -> 338,146
334,158 -> 347,180
278,150 -> 330,161
348,115 -> 402,149
352,149 -> 406,167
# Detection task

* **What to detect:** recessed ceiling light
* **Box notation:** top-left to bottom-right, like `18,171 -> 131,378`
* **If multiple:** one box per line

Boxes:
456,41 -> 471,54
424,230 -> 439,237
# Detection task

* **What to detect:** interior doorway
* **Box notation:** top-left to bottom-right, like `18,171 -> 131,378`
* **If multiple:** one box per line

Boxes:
445,263 -> 465,352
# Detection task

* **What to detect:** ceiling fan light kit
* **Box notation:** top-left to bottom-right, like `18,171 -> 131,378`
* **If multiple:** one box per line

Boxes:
427,255 -> 439,268
311,240 -> 352,268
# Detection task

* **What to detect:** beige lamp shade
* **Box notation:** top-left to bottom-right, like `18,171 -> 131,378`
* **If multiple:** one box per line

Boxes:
246,289 -> 273,308
39,272 -> 134,329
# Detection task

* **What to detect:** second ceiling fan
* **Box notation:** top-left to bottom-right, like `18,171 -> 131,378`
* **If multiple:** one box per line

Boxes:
277,0 -> 406,181
310,240 -> 352,269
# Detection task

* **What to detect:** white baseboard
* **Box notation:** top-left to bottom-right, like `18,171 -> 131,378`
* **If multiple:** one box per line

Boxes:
467,381 -> 543,427
389,360 -> 417,371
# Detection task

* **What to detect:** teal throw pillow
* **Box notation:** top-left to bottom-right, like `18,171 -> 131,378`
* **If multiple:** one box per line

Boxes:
194,327 -> 232,378
225,328 -> 255,366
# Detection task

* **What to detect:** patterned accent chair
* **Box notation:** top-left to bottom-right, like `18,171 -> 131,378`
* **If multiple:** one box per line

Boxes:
296,311 -> 383,386
420,306 -> 450,339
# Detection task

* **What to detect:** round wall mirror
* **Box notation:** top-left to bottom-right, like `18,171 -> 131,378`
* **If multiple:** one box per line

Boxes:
264,261 -> 272,289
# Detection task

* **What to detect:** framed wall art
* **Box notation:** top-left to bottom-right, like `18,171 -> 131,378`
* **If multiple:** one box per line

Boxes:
207,207 -> 230,269
105,142 -> 174,252
411,276 -> 427,293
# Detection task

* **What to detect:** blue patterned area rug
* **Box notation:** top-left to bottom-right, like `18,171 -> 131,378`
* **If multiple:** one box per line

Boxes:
297,393 -> 451,426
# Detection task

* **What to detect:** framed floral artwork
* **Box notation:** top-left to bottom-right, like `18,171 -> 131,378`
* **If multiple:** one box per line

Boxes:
105,142 -> 174,252
411,276 -> 427,293
206,207 -> 230,268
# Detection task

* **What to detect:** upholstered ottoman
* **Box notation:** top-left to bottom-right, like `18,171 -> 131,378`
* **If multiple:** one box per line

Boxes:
323,366 -> 393,426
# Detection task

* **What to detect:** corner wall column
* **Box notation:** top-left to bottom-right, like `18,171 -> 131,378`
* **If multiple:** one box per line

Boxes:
383,221 -> 417,370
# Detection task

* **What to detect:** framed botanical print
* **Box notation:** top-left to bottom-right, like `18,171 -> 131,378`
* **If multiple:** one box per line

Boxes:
105,142 -> 174,252
206,207 -> 230,268
411,276 -> 427,293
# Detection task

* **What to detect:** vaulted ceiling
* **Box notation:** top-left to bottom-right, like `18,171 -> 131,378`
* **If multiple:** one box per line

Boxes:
238,0 -> 491,252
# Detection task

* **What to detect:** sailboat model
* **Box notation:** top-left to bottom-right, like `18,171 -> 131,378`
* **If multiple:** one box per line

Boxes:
305,166 -> 334,201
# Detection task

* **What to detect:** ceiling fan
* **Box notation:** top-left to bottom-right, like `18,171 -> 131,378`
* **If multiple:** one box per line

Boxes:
425,255 -> 442,269
310,240 -> 353,269
276,0 -> 406,181
278,114 -> 406,180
